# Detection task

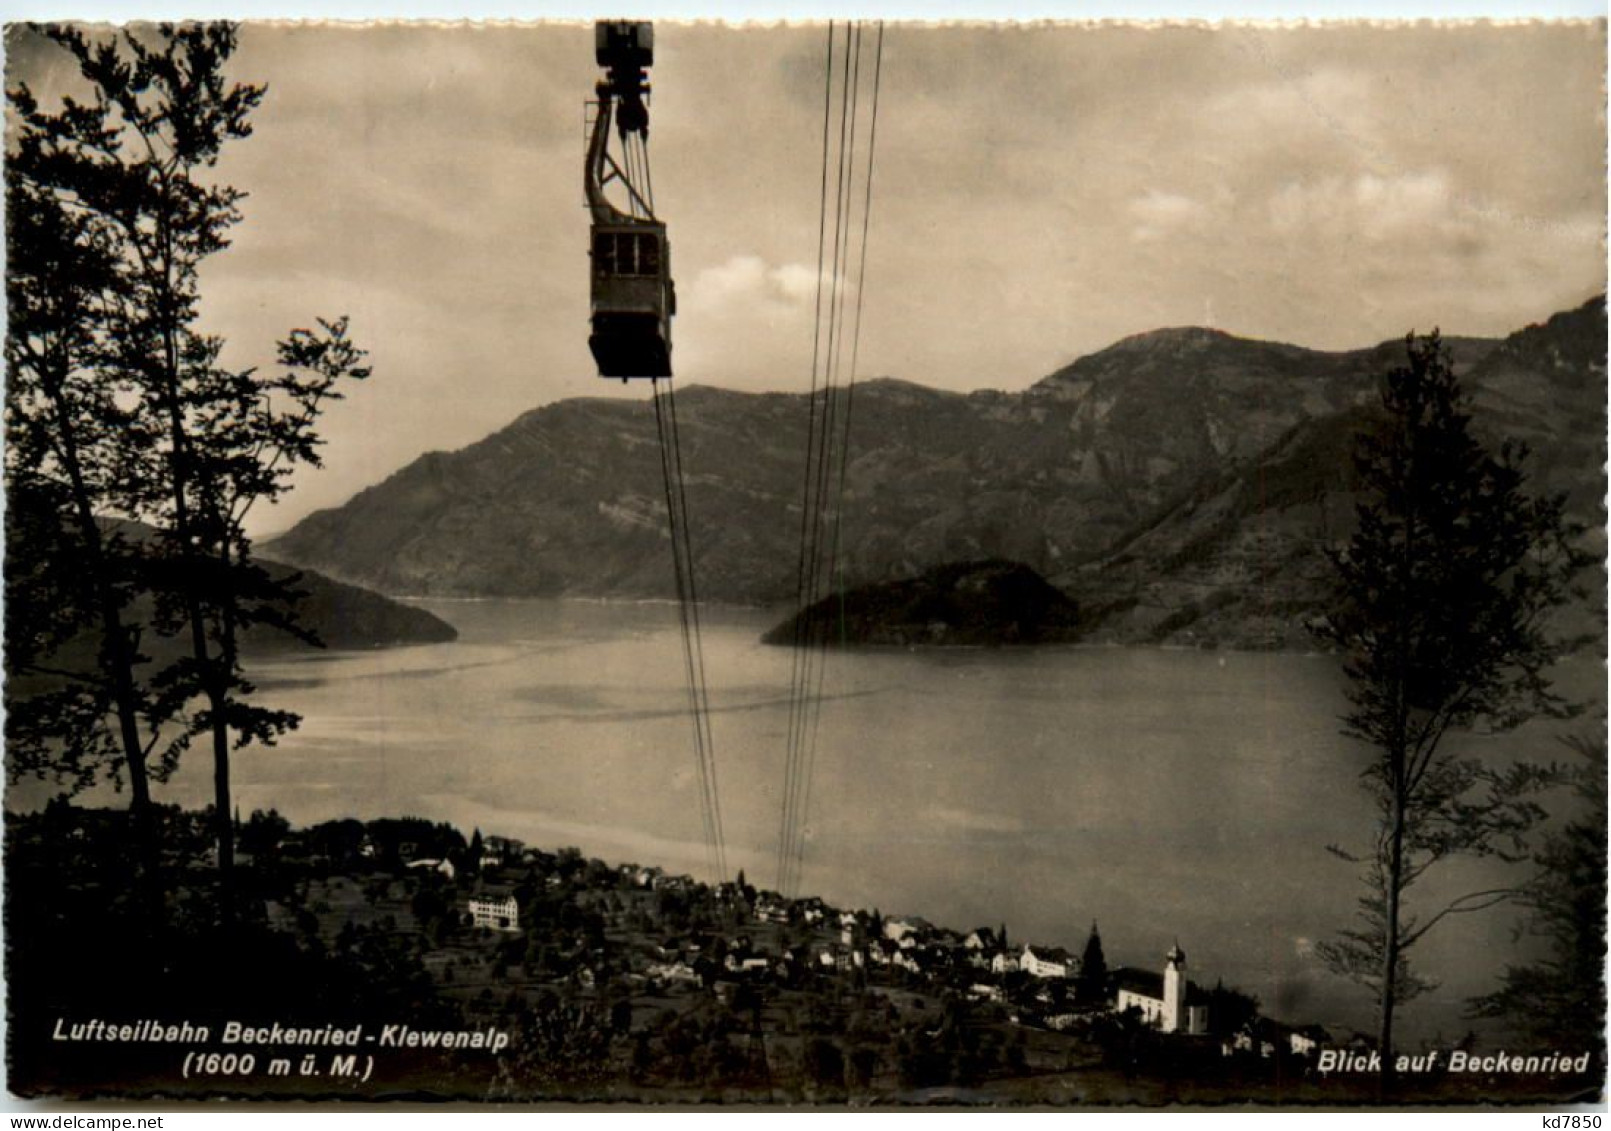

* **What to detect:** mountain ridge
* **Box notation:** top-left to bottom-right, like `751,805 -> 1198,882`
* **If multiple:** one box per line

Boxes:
267,296 -> 1606,648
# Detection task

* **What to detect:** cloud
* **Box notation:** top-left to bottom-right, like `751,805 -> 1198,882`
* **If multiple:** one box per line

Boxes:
1129,189 -> 1214,243
675,254 -> 865,385
1267,170 -> 1456,243
929,806 -> 1027,836
771,263 -> 822,304
1200,63 -> 1385,167
684,254 -> 839,315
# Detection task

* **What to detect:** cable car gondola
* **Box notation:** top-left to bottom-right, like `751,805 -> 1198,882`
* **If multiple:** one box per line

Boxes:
586,21 -> 675,380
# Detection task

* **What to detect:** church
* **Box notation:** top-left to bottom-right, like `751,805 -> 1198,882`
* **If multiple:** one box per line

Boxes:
1113,943 -> 1210,1034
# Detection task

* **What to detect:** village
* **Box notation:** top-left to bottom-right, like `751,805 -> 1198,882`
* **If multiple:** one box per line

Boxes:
236,809 -> 1354,1079
8,802 -> 1568,1102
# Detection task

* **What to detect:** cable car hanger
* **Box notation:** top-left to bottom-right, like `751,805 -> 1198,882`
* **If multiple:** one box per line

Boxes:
586,20 -> 676,380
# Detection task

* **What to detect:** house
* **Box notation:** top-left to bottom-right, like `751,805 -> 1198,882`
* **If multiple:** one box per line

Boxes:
882,917 -> 928,944
797,897 -> 828,924
1021,944 -> 1076,979
810,946 -> 858,973
990,950 -> 1020,975
646,961 -> 700,985
1112,944 -> 1209,1034
406,857 -> 456,880
753,896 -> 789,924
964,927 -> 1000,952
479,836 -> 522,869
1233,1019 -> 1285,1058
467,893 -> 520,933
1288,1023 -> 1332,1059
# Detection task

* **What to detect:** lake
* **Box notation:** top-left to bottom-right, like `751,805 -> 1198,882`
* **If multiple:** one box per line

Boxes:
86,598 -> 1606,1042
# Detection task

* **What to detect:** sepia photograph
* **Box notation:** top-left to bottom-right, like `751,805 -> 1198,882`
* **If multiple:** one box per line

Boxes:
2,15 -> 1605,1107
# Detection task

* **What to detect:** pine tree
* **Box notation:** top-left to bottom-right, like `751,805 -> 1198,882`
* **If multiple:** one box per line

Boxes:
1076,921 -> 1108,1006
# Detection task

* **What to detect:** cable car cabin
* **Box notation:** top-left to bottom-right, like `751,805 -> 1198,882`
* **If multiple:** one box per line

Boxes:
585,19 -> 674,379
589,220 -> 675,379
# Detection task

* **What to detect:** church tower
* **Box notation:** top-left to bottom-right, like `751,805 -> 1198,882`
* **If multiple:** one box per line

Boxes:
1162,942 -> 1187,1033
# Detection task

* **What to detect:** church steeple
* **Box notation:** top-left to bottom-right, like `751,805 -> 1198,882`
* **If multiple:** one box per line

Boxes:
1163,940 -> 1187,1032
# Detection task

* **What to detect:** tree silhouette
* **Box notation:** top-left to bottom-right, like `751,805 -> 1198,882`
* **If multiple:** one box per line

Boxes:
1205,978 -> 1259,1037
5,23 -> 370,918
1468,734 -> 1606,1058
1076,921 -> 1108,1006
5,68 -> 178,892
1311,330 -> 1588,1092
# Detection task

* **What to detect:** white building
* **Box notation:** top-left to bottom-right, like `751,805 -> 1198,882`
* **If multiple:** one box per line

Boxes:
467,894 -> 520,932
991,951 -> 1020,975
485,835 -> 524,859
646,961 -> 700,984
1020,944 -> 1076,979
1288,1024 -> 1332,1058
883,917 -> 923,943
1114,944 -> 1209,1034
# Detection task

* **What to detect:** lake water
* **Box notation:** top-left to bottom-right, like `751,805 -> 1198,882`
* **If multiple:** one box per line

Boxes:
78,598 -> 1604,1042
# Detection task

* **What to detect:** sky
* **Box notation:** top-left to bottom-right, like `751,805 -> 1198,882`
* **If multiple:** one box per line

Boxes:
7,20 -> 1606,536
